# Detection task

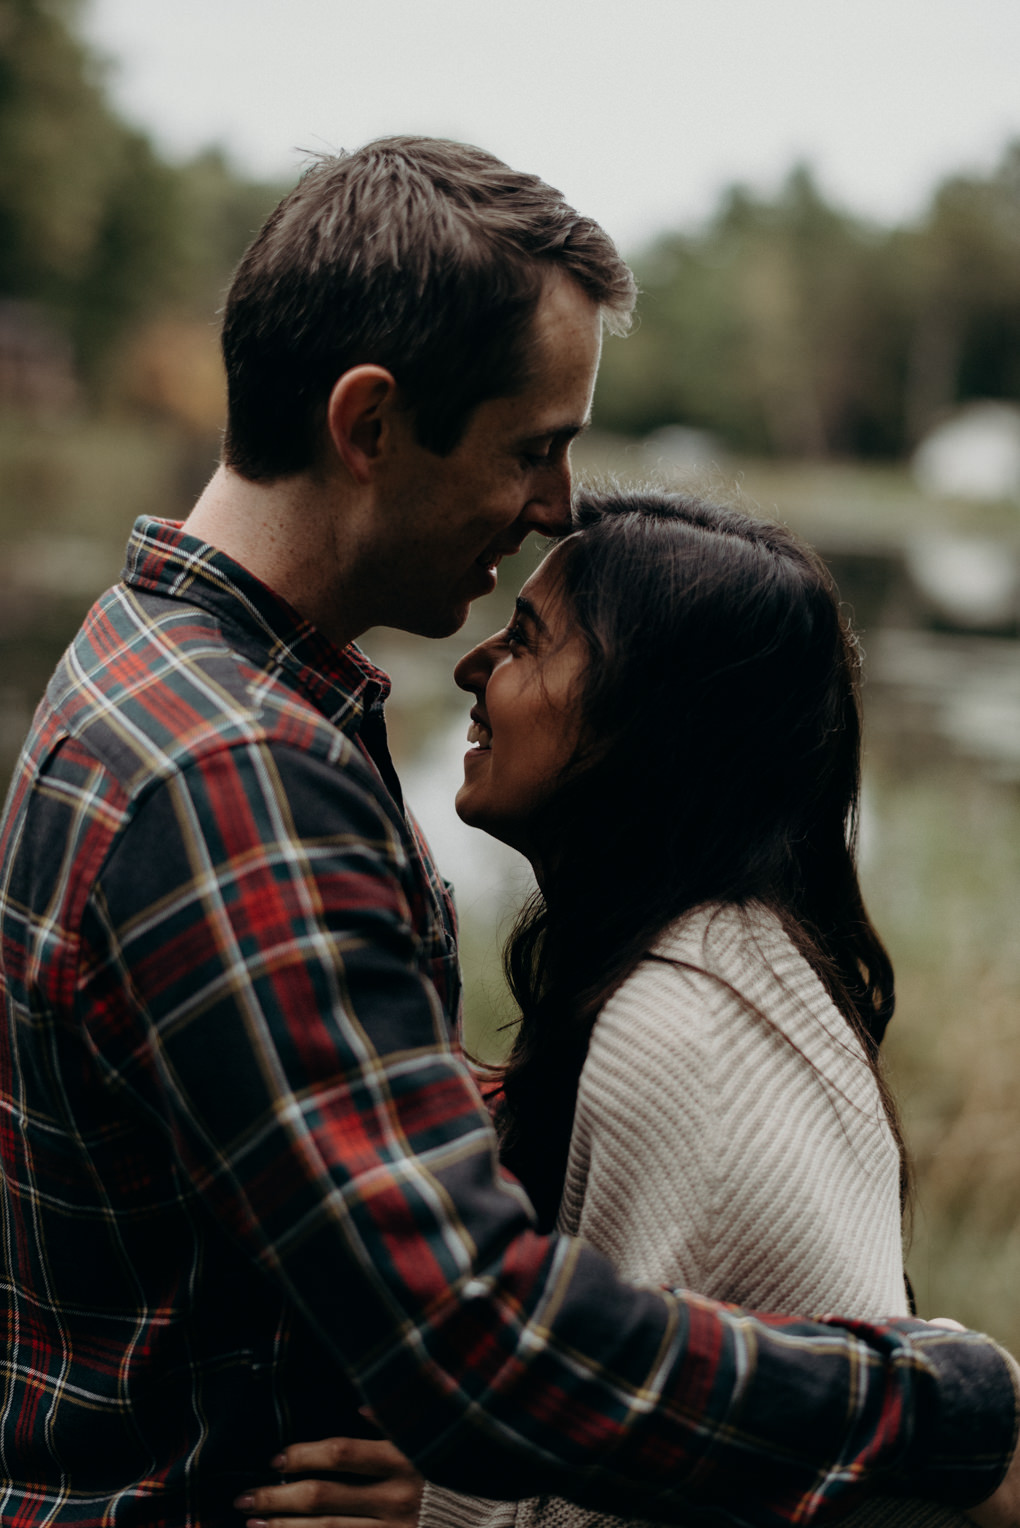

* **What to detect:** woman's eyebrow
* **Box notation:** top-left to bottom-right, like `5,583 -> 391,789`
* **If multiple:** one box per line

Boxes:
514,595 -> 548,636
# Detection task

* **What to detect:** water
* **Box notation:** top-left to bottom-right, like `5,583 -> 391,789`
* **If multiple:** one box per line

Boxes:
866,627 -> 1020,782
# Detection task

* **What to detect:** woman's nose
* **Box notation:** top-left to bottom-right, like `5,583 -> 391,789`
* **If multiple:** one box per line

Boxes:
454,640 -> 491,696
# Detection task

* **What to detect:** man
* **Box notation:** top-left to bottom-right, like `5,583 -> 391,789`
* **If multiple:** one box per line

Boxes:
0,137 -> 1016,1528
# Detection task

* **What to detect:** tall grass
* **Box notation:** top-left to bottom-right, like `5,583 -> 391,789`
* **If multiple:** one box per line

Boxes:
863,755 -> 1020,1347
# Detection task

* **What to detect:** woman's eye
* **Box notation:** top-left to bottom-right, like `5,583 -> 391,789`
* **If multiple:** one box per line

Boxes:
504,623 -> 526,651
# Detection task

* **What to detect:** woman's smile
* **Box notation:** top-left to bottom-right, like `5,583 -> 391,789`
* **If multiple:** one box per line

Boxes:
466,715 -> 492,750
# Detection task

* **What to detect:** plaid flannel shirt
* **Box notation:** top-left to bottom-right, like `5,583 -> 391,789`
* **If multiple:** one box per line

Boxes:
0,516 -> 1015,1528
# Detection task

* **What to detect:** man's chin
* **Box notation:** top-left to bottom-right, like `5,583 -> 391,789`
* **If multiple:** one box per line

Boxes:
399,603 -> 473,640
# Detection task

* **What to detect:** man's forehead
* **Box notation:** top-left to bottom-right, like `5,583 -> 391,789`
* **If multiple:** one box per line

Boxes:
531,281 -> 601,359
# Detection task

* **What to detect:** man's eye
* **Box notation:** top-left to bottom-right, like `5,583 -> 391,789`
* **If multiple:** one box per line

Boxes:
521,444 -> 553,466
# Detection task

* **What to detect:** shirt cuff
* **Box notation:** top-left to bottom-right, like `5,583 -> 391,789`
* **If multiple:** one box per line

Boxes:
892,1327 -> 1020,1506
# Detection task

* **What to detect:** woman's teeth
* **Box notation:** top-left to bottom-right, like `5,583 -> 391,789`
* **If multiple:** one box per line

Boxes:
467,720 -> 492,749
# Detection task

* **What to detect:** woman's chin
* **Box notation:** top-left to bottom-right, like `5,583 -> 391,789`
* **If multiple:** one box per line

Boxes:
453,782 -> 475,826
454,792 -> 523,856
454,790 -> 496,838
455,787 -> 491,836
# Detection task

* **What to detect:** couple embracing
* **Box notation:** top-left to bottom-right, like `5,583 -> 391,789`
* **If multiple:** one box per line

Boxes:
0,136 -> 1016,1528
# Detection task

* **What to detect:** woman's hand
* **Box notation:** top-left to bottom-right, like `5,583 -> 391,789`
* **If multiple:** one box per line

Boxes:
234,1436 -> 423,1527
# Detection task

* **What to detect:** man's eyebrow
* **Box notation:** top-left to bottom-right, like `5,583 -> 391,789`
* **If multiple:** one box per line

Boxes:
514,595 -> 548,635
518,418 -> 591,447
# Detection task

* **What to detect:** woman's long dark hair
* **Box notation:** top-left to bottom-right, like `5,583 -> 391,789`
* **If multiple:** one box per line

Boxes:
492,487 -> 904,1231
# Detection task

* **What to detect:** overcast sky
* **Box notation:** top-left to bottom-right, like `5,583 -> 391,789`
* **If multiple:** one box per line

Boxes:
81,0 -> 1020,255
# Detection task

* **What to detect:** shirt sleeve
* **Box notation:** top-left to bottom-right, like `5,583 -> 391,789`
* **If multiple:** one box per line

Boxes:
83,738 -> 1019,1526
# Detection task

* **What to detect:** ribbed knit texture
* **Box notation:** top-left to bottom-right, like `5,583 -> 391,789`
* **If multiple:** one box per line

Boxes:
421,904 -> 964,1528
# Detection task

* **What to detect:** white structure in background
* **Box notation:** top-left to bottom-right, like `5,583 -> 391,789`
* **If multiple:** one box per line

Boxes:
912,401 -> 1020,502
905,535 -> 1018,628
641,424 -> 725,480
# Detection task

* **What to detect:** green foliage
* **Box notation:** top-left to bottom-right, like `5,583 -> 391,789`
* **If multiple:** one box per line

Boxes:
895,145 -> 1020,440
0,0 -> 284,392
171,148 -> 287,317
0,0 -> 174,370
0,0 -> 115,297
597,151 -> 1020,459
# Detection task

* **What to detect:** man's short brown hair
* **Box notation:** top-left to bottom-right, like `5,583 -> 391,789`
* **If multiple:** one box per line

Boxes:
220,136 -> 635,480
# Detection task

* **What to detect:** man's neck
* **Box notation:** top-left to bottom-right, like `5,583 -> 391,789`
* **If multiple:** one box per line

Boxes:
184,465 -> 369,651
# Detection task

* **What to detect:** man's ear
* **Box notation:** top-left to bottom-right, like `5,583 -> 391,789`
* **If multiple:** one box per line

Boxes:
326,366 -> 400,483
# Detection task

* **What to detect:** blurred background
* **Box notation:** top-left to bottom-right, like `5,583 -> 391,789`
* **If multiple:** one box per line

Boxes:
2,0 -> 1020,1344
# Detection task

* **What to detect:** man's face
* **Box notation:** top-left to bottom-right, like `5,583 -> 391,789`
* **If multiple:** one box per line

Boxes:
367,272 -> 602,638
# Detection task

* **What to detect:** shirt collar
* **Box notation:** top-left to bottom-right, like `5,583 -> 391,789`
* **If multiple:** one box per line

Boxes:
122,516 -> 391,731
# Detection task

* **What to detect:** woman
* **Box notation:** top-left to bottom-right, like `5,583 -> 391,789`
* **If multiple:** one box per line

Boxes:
237,489 -> 962,1528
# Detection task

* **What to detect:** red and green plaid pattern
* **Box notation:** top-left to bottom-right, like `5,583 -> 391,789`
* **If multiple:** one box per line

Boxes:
0,517 -> 1014,1526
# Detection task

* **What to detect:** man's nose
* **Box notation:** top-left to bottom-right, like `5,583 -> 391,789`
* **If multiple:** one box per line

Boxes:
521,456 -> 572,537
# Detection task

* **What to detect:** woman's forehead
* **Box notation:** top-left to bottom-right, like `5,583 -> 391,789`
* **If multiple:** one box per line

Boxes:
520,537 -> 579,607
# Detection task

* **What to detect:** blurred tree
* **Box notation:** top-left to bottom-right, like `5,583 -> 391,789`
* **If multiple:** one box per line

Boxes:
172,148 -> 284,317
115,151 -> 284,433
596,169 -> 900,457
0,0 -> 179,379
899,144 -> 1020,444
0,0 -> 283,404
596,145 -> 1020,460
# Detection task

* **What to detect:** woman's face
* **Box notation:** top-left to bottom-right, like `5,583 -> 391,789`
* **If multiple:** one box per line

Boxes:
453,545 -> 587,861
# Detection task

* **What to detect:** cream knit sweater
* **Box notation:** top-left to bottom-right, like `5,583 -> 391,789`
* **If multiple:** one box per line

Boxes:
421,903 -> 965,1528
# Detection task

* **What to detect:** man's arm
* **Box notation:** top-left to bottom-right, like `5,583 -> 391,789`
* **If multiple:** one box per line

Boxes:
86,739 -> 1018,1525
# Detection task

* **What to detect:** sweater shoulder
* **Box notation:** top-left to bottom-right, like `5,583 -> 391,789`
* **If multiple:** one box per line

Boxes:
637,901 -> 878,1105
